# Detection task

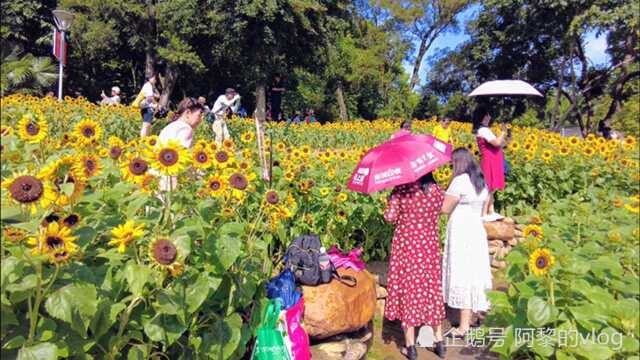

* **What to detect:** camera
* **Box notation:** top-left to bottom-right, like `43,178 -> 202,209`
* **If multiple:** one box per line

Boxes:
154,107 -> 169,119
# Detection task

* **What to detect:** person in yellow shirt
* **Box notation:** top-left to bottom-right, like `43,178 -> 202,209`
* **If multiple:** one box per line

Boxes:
433,117 -> 452,143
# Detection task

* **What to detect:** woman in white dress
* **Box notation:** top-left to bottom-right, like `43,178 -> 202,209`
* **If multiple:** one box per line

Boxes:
441,147 -> 492,337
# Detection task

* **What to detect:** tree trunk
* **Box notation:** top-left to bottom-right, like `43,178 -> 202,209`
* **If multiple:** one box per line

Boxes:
145,52 -> 155,79
158,65 -> 177,108
551,57 -> 565,129
255,81 -> 267,122
144,0 -> 156,79
335,81 -> 348,121
408,28 -> 440,90
255,81 -> 270,181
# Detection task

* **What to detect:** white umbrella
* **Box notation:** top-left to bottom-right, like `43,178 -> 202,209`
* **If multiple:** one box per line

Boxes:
468,80 -> 543,97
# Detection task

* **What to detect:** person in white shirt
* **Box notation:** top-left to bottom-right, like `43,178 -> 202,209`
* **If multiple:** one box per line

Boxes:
156,97 -> 205,191
100,86 -> 121,105
211,88 -> 241,144
139,75 -> 159,137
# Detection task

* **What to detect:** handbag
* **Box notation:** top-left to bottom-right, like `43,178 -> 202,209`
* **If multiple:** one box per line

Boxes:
327,245 -> 365,272
285,297 -> 311,360
266,269 -> 302,310
284,235 -> 357,287
131,90 -> 145,108
252,299 -> 291,360
503,157 -> 511,176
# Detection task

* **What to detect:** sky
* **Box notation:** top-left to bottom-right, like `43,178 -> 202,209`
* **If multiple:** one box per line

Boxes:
405,5 -> 611,87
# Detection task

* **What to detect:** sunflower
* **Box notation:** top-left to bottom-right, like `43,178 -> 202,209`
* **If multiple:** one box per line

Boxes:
192,147 -> 213,169
541,150 -> 553,162
265,190 -> 279,205
558,146 -> 570,156
2,227 -> 27,243
27,222 -> 79,264
221,207 -> 234,217
2,173 -> 56,213
508,141 -> 520,152
74,153 -> 102,180
137,174 -> 156,193
613,198 -> 624,208
149,140 -> 191,176
276,142 -> 287,152
17,113 -> 48,144
108,136 -> 125,160
222,138 -> 235,151
204,175 -> 226,197
284,171 -> 295,183
319,187 -> 330,197
214,150 -> 233,169
240,131 -> 255,144
148,238 -> 183,277
582,146 -> 595,157
62,213 -> 81,228
120,154 -> 149,182
608,231 -> 621,242
523,224 -> 543,239
108,220 -> 145,253
624,204 -> 639,214
143,135 -> 159,149
74,119 -> 102,145
336,192 -> 348,202
529,248 -> 555,277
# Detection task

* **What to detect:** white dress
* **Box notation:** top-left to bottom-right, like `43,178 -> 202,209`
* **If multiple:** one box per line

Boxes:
442,174 -> 492,312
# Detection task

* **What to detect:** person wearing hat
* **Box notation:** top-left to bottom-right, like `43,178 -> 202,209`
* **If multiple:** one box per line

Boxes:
211,88 -> 241,144
100,86 -> 121,105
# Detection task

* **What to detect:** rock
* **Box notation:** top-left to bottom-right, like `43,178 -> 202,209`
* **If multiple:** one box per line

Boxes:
515,224 -> 526,231
311,339 -> 367,360
515,237 -> 526,243
366,261 -> 388,286
496,246 -> 511,258
303,268 -> 377,339
376,285 -> 388,299
514,229 -> 524,237
502,217 -> 516,224
488,239 -> 504,248
484,221 -> 515,241
508,238 -> 519,246
315,342 -> 347,354
376,299 -> 386,318
490,255 -> 508,269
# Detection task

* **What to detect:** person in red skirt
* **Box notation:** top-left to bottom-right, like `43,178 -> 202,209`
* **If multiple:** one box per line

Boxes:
472,106 -> 509,220
383,173 -> 446,359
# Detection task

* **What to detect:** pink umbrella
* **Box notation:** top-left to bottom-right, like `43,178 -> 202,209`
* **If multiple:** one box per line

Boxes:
348,134 -> 452,193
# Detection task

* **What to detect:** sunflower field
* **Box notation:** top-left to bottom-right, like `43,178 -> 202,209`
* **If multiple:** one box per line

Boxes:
1,94 -> 639,359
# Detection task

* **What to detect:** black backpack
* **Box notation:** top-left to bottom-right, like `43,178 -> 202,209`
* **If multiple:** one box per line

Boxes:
284,234 -> 356,287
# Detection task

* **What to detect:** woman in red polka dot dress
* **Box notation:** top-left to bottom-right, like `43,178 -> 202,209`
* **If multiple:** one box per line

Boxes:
383,173 -> 446,359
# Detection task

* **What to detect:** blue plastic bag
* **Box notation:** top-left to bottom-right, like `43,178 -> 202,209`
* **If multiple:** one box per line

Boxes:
503,157 -> 511,176
266,269 -> 301,310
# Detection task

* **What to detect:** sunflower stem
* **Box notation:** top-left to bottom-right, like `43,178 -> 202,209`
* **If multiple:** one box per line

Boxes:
26,260 -> 44,345
548,277 -> 555,306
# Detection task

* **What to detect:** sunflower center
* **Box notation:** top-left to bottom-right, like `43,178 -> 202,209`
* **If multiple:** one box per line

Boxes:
44,213 -> 60,224
530,231 -> 538,237
152,239 -> 177,265
85,159 -> 96,173
9,176 -> 44,203
82,127 -> 95,137
535,256 -> 547,269
26,122 -> 40,135
54,251 -> 68,260
129,159 -> 148,175
209,180 -> 221,191
266,191 -> 279,205
196,152 -> 208,162
46,236 -> 63,249
159,149 -> 178,166
215,151 -> 229,163
63,214 -> 79,227
110,146 -> 122,159
230,174 -> 248,190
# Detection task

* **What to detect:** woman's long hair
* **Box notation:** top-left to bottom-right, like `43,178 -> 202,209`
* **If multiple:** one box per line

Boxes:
419,172 -> 436,193
170,97 -> 205,122
472,105 -> 491,134
451,147 -> 486,195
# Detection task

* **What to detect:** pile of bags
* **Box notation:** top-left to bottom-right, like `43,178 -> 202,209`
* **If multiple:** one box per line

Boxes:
252,235 -> 368,360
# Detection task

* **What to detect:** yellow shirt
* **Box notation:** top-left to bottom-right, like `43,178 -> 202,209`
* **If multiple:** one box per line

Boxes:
433,124 -> 452,142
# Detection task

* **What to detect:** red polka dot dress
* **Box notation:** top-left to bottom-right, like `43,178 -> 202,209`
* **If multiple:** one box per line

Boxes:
383,182 -> 445,329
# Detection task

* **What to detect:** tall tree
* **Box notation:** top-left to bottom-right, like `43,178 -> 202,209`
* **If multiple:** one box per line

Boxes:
379,0 -> 472,90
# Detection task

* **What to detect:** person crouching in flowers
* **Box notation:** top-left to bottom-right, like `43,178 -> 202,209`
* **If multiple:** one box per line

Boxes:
383,172 -> 446,359
440,148 -> 492,339
155,98 -> 205,191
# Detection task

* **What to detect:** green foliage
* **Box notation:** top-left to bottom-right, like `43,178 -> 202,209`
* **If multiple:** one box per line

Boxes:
0,47 -> 57,96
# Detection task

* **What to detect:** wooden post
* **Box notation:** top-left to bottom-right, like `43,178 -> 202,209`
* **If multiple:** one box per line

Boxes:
255,82 -> 270,182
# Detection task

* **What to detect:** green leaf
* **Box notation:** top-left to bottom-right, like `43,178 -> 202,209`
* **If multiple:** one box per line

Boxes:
201,313 -> 242,358
486,290 -> 511,309
574,338 -> 615,360
17,342 -> 58,360
207,223 -> 244,273
527,296 -> 555,327
124,262 -> 152,296
90,299 -> 126,339
185,273 -> 211,313
3,335 -> 25,349
6,274 -> 38,292
45,283 -> 98,325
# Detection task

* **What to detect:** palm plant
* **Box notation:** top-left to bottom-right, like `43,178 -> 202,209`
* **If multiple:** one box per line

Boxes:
1,45 -> 58,96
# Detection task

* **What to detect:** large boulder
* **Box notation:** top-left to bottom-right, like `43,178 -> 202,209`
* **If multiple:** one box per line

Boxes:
484,220 -> 515,241
302,268 -> 376,339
